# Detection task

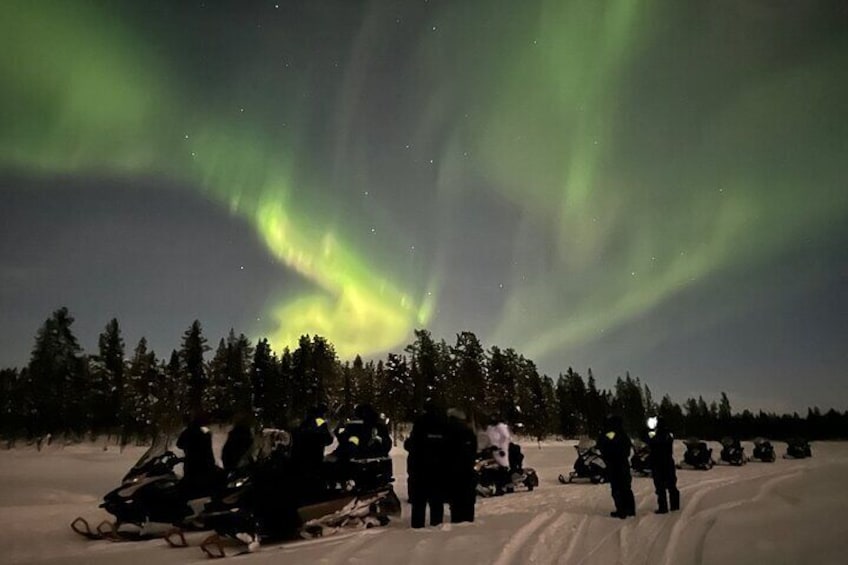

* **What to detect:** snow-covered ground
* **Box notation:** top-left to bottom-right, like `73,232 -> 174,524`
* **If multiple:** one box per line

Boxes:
1,438 -> 846,564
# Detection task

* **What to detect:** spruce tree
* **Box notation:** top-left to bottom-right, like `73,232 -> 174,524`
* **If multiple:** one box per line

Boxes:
97,319 -> 125,430
251,338 -> 277,425
451,331 -> 486,424
405,329 -> 441,412
124,337 -> 158,443
27,307 -> 87,437
180,320 -> 209,413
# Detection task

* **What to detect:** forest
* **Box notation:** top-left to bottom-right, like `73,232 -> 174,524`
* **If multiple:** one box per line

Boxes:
1,307 -> 846,446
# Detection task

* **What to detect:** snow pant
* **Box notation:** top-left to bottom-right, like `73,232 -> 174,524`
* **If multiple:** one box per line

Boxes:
653,468 -> 679,512
608,471 -> 635,516
409,478 -> 444,528
448,475 -> 477,523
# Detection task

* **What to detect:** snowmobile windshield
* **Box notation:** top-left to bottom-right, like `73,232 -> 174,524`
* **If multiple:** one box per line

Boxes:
684,437 -> 703,447
632,439 -> 647,450
256,428 -> 291,461
577,438 -> 596,450
123,436 -> 177,482
131,436 -> 170,470
720,437 -> 737,447
753,437 -> 768,446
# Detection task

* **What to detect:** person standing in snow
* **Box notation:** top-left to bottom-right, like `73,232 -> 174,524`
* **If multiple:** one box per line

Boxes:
445,408 -> 478,523
485,415 -> 512,495
597,415 -> 636,518
292,404 -> 334,496
176,411 -> 221,498
221,413 -> 255,473
405,401 -> 448,528
646,416 -> 680,513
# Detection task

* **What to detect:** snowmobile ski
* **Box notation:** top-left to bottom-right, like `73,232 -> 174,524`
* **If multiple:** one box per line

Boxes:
70,517 -> 103,540
200,532 -> 259,559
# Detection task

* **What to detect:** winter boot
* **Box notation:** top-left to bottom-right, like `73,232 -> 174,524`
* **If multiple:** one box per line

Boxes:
655,491 -> 669,514
669,489 -> 680,512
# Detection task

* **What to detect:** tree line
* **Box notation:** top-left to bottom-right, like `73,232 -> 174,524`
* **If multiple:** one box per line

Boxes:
1,307 -> 847,447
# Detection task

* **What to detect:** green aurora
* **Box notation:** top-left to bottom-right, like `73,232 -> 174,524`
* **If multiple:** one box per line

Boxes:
1,1 -> 846,382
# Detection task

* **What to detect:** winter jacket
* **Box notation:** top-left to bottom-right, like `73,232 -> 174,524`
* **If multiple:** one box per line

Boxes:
222,424 -> 254,472
485,423 -> 511,468
597,423 -> 632,479
445,416 -> 478,486
177,424 -> 217,480
405,411 -> 448,482
292,416 -> 333,470
647,426 -> 676,479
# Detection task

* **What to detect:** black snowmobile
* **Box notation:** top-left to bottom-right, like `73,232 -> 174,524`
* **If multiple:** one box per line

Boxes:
784,437 -> 812,459
197,429 -> 400,558
751,437 -> 776,462
475,443 -> 539,496
558,439 -> 607,484
630,439 -> 652,476
678,438 -> 714,470
718,437 -> 746,466
71,436 -> 219,543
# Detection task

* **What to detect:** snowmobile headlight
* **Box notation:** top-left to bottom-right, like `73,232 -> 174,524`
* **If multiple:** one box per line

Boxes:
228,478 -> 246,489
647,417 -> 658,431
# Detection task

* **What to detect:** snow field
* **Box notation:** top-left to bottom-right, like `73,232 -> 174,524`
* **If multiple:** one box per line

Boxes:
1,439 -> 846,564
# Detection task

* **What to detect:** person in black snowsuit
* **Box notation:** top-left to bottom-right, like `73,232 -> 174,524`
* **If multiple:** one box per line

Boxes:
291,405 -> 334,497
176,412 -> 222,498
445,408 -> 477,523
646,416 -> 680,514
597,415 -> 636,519
348,403 -> 391,458
221,414 -> 255,473
405,403 -> 448,528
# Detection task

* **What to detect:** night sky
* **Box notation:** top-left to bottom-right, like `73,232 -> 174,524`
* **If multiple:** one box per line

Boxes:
1,1 -> 847,412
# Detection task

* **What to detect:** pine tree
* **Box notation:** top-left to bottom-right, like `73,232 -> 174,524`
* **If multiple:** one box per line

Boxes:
149,346 -> 181,438
658,394 -> 685,436
277,347 -> 294,425
180,320 -> 209,413
205,338 -> 230,420
226,330 -> 254,419
450,331 -> 486,425
358,358 -> 378,407
523,360 -> 548,441
124,338 -> 158,443
0,368 -> 19,441
27,307 -> 88,437
251,338 -> 278,426
311,335 -> 339,409
556,368 -> 587,437
405,329 -> 441,413
97,319 -> 125,430
380,353 -> 412,438
584,369 -> 606,435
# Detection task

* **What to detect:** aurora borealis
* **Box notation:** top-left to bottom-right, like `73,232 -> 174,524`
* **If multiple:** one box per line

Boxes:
1,1 -> 847,411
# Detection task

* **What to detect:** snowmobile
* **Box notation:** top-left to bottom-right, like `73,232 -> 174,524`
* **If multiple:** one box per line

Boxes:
70,436 -> 218,543
784,437 -> 812,459
751,437 -> 776,462
558,438 -> 607,484
718,437 -> 746,466
677,438 -> 714,470
196,428 -> 400,558
630,439 -> 652,476
475,443 -> 539,496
